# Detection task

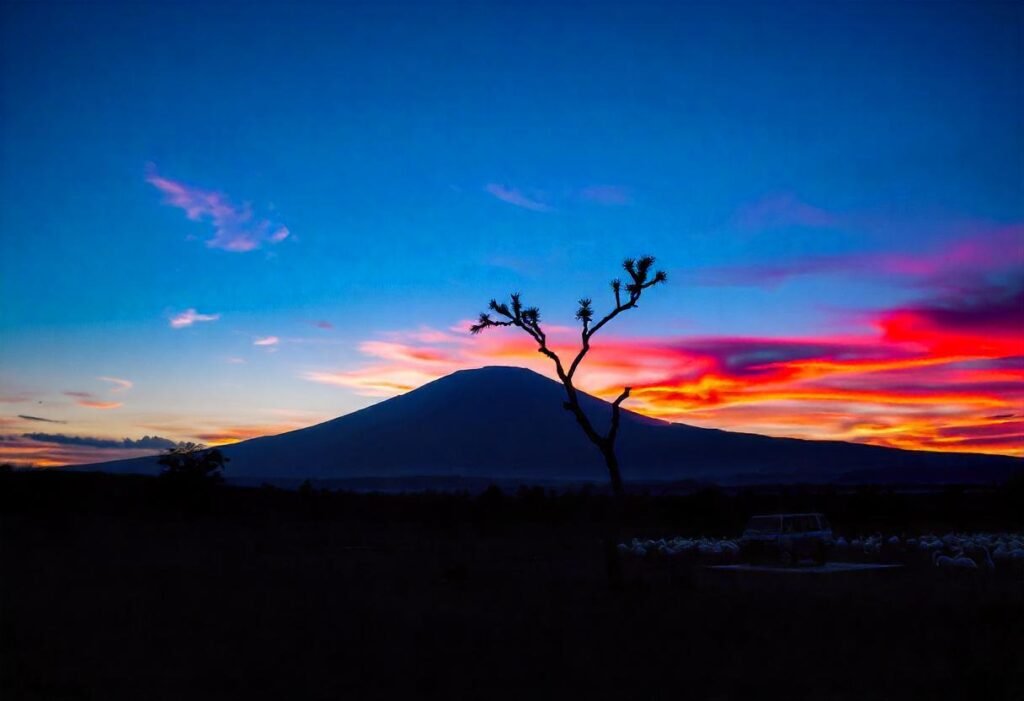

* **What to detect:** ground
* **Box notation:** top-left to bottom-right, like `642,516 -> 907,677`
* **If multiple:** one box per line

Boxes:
2,472 -> 1023,700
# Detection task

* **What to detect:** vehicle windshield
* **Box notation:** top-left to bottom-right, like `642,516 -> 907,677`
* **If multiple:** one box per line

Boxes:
782,515 -> 823,532
745,516 -> 781,534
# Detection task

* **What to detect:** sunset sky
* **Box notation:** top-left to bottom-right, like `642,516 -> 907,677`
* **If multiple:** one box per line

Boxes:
1,0 -> 1021,466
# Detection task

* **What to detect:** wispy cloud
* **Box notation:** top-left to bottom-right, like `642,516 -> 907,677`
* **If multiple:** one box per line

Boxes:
735,193 -> 838,232
313,320 -> 334,330
17,415 -> 66,424
79,401 -> 122,410
484,184 -> 553,212
193,423 -> 303,445
22,433 -> 177,450
693,224 -> 1024,289
98,376 -> 132,392
578,185 -> 632,206
170,308 -> 220,329
254,336 -> 279,346
146,167 -> 291,252
63,392 -> 122,410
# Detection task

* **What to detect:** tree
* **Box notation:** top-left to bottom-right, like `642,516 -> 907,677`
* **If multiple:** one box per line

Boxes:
470,255 -> 667,501
157,442 -> 228,486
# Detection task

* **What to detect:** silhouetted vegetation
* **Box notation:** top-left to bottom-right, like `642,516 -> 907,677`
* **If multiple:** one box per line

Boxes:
2,470 -> 1023,700
154,442 -> 228,508
471,255 -> 667,500
157,442 -> 227,484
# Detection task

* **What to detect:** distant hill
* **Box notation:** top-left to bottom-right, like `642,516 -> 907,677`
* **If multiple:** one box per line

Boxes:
79,366 -> 1022,487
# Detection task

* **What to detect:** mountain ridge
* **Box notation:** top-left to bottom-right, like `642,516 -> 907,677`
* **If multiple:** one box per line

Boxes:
78,366 -> 1022,486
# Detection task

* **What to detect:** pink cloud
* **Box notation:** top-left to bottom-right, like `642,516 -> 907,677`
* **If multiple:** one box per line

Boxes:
313,320 -> 334,330
62,390 -> 122,410
254,336 -> 279,346
694,223 -> 1024,289
98,376 -> 132,392
170,308 -> 220,329
146,168 -> 291,252
484,184 -> 553,212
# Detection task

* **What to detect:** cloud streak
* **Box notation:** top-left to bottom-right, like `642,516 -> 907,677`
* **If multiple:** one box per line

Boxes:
694,223 -> 1024,288
63,392 -> 122,410
146,168 -> 290,252
98,376 -> 133,392
170,308 -> 220,329
21,433 -> 177,450
734,193 -> 838,231
18,415 -> 66,424
484,184 -> 553,212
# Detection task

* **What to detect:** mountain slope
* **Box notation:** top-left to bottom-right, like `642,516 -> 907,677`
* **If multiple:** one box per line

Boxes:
84,366 -> 1022,485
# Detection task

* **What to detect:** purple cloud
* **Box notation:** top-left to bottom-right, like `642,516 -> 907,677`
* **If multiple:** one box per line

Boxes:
147,167 -> 291,252
693,224 -> 1024,289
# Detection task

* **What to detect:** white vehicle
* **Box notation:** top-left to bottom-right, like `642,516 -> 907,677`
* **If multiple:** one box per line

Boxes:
740,513 -> 833,566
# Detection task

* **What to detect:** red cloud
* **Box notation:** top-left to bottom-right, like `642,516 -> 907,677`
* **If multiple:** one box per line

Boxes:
877,284 -> 1024,356
304,279 -> 1024,457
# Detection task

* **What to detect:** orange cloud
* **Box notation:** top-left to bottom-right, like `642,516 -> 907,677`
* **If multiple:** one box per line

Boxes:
63,390 -> 123,410
194,422 -> 305,446
302,281 -> 1023,458
77,400 -> 123,410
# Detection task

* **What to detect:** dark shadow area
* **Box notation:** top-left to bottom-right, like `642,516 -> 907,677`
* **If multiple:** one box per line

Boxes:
2,469 -> 1023,700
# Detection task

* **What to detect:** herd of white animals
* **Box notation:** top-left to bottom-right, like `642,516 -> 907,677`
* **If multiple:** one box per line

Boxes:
619,531 -> 1024,573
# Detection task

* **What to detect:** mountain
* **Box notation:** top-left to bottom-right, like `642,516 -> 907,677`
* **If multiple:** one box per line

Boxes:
81,366 -> 1022,487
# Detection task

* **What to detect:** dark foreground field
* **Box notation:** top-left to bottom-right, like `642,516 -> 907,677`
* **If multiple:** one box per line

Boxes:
3,472 -> 1024,700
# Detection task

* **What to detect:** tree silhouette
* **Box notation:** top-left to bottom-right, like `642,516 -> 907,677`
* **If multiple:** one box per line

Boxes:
470,255 -> 667,500
157,442 -> 228,486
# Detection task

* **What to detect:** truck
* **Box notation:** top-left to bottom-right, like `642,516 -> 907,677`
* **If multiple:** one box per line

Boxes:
739,513 -> 833,566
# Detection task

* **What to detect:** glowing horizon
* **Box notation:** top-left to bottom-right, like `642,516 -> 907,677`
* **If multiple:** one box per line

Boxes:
1,1 -> 1021,466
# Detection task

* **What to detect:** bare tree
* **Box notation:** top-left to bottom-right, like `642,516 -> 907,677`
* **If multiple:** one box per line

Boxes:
470,255 -> 667,500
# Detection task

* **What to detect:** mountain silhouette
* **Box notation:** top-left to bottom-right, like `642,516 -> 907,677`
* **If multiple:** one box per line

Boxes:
82,366 -> 1021,486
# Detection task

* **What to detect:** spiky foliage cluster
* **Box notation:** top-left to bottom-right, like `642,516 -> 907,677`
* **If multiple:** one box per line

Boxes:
471,255 -> 666,347
470,292 -> 546,345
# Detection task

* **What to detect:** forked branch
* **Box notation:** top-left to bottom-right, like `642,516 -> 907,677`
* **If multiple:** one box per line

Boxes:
470,256 -> 667,496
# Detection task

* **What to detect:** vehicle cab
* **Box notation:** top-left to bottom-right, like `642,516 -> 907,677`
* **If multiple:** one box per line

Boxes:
739,513 -> 832,565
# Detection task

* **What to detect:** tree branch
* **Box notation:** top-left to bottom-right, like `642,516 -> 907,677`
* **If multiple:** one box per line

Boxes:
606,387 -> 632,449
469,257 -> 666,487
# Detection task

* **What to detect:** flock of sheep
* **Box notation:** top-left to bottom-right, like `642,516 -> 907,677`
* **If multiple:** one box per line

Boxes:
619,531 -> 1024,575
618,536 -> 740,559
834,532 -> 1024,572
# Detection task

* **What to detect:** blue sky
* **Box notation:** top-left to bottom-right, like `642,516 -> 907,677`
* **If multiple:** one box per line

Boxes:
1,0 -> 1021,464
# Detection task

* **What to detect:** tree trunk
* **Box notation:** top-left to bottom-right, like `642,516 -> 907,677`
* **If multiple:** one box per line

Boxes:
602,446 -> 626,503
601,446 -> 625,591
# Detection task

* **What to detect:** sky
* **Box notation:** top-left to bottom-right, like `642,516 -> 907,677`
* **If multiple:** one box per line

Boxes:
1,0 -> 1021,466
